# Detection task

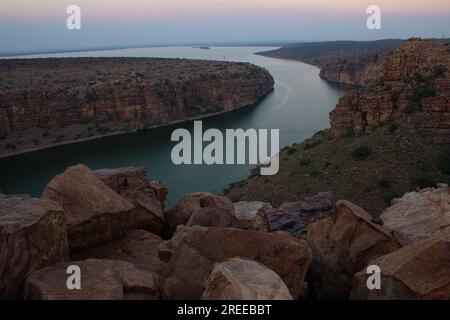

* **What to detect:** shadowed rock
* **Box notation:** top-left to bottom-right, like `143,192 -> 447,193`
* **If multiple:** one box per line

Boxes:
202,258 -> 293,300
42,164 -> 164,250
94,167 -> 167,234
162,227 -> 312,300
25,259 -> 159,300
307,200 -> 400,299
0,194 -> 69,299
350,238 -> 450,300
165,192 -> 237,234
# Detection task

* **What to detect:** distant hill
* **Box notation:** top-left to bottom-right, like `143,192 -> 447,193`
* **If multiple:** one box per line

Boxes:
257,39 -> 404,67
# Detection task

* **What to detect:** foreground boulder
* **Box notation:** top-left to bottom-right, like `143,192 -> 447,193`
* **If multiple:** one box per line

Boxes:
162,227 -> 312,300
165,193 -> 238,234
42,164 -> 163,250
350,238 -> 450,300
157,225 -> 207,262
71,230 -> 166,277
381,185 -> 450,245
0,194 -> 69,299
25,259 -> 159,300
268,192 -> 333,240
202,258 -> 293,300
233,201 -> 271,231
94,167 -> 166,232
307,200 -> 399,299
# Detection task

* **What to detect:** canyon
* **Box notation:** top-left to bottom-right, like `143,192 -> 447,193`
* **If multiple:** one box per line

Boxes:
0,57 -> 274,157
330,39 -> 450,143
227,39 -> 450,215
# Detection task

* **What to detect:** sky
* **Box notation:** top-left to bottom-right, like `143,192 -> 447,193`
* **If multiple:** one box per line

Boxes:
0,0 -> 449,53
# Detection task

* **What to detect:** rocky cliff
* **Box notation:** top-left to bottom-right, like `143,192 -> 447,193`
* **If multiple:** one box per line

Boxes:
0,58 -> 274,156
330,39 -> 450,143
258,40 -> 402,86
318,53 -> 386,87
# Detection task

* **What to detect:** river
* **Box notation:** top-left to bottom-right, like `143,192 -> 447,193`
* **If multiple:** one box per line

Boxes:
0,47 -> 345,207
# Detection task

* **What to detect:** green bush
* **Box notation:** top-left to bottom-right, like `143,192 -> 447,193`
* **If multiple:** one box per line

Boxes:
304,140 -> 321,150
80,117 -> 90,125
311,169 -> 321,177
437,152 -> 450,175
287,148 -> 297,155
5,143 -> 16,150
414,176 -> 437,189
379,178 -> 392,189
389,122 -> 400,133
352,146 -> 373,160
413,86 -> 436,101
300,159 -> 312,166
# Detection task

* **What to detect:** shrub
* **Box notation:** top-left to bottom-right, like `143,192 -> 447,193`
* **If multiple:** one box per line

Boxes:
437,152 -> 450,175
352,146 -> 372,160
389,122 -> 400,133
379,178 -> 392,189
311,169 -> 321,177
434,66 -> 446,78
403,105 -> 417,113
304,140 -> 321,150
5,143 -> 16,150
413,86 -> 436,101
80,117 -> 90,125
300,159 -> 311,166
287,148 -> 297,155
414,176 -> 437,189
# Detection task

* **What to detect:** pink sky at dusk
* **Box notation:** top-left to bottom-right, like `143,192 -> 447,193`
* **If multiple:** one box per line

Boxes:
1,0 -> 450,21
0,0 -> 449,53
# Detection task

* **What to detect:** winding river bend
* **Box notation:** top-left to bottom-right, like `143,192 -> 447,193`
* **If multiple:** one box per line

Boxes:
0,47 -> 345,207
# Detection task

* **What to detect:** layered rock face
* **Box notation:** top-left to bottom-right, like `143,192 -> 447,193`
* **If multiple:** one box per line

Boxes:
319,53 -> 386,87
330,39 -> 450,143
0,58 -> 274,155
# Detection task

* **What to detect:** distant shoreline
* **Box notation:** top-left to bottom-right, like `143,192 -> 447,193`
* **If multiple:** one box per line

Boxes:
0,42 -> 289,58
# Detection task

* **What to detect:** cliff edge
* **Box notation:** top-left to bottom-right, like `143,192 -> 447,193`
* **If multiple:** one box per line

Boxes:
0,57 -> 274,157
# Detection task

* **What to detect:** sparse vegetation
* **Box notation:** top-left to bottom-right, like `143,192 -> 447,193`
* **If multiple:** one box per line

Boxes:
225,127 -> 450,216
352,145 -> 373,160
437,151 -> 450,175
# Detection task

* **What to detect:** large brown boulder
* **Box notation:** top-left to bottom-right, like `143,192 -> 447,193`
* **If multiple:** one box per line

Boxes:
202,258 -> 293,300
381,185 -> 450,245
233,201 -> 271,231
161,227 -> 312,300
306,200 -> 400,299
42,164 -> 163,250
94,167 -> 167,225
157,225 -> 207,262
0,194 -> 69,299
71,230 -> 166,277
165,193 -> 236,234
350,238 -> 450,300
25,259 -> 159,300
